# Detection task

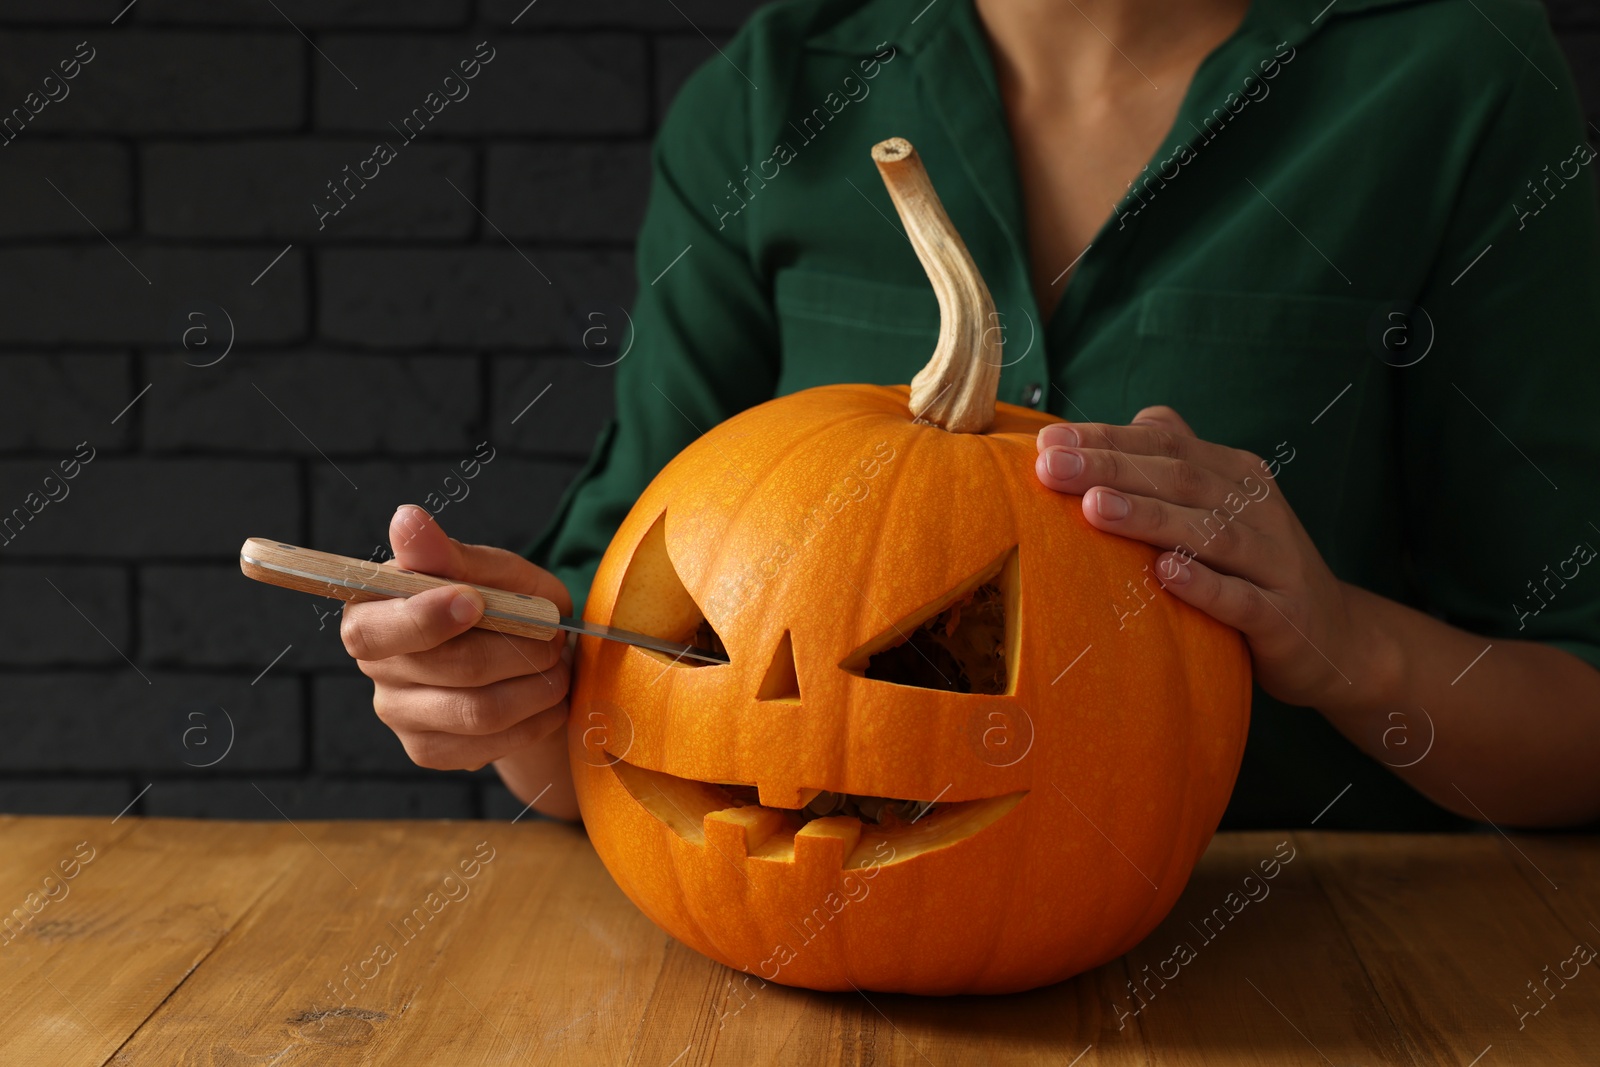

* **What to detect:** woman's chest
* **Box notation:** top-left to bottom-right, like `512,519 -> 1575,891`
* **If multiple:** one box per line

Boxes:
1002,88 -> 1198,313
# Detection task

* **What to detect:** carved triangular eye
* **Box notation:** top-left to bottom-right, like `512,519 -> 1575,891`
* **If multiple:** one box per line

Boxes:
757,630 -> 800,702
841,548 -> 1018,695
610,511 -> 725,667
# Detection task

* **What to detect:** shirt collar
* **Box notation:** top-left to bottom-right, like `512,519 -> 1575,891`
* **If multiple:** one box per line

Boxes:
799,0 -> 1432,365
804,0 -> 1430,56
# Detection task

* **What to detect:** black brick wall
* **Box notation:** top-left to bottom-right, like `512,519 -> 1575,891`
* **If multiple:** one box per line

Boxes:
0,0 -> 755,822
0,1 -> 1594,821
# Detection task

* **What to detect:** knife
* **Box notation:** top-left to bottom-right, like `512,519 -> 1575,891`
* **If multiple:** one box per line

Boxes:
238,537 -> 730,665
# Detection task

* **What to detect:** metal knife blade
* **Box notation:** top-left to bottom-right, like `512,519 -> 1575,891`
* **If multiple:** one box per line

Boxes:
555,618 -> 727,665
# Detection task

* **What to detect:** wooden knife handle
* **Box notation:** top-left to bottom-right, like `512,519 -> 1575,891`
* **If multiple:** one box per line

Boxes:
238,537 -> 562,641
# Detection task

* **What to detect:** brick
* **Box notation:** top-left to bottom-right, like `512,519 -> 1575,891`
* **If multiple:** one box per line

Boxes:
0,355 -> 132,450
0,141 -> 130,237
144,353 -> 479,455
485,142 -> 650,242
655,35 -> 724,126
0,32 -> 302,135
0,3 -> 123,22
141,563 -> 352,669
0,564 -> 127,664
0,458 -> 297,558
309,457 -> 582,561
313,675 -> 423,774
315,35 -> 647,136
0,672 -> 301,772
134,0 -> 472,27
0,246 -> 306,345
145,778 -> 475,819
482,0 -> 760,31
319,248 -> 633,349
0,779 -> 132,817
491,355 -> 615,461
144,139 -> 476,240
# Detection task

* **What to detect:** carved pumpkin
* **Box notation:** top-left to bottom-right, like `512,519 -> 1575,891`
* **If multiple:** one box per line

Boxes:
568,138 -> 1251,995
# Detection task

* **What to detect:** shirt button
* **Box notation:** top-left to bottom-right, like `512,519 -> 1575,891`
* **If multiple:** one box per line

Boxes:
1022,382 -> 1044,408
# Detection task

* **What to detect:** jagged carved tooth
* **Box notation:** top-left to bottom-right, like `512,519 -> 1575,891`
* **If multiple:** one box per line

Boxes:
703,806 -> 785,856
793,815 -> 863,869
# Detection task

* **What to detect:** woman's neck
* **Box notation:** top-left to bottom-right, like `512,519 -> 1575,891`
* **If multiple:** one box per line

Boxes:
974,0 -> 1254,98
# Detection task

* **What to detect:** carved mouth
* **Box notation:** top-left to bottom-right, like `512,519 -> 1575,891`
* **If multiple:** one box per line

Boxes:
608,756 -> 1027,869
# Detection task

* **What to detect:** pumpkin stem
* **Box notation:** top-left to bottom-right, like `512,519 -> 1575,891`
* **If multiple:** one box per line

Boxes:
872,137 -> 1002,434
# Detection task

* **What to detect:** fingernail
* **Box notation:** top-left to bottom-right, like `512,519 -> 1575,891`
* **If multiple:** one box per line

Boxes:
394,503 -> 431,534
449,589 -> 483,624
1045,448 -> 1083,480
1164,556 -> 1192,584
1041,424 -> 1080,448
1094,489 -> 1130,520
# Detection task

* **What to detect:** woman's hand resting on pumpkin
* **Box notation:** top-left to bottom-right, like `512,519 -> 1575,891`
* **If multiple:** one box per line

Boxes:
338,505 -> 580,819
1033,405 -> 1370,712
1033,405 -> 1600,826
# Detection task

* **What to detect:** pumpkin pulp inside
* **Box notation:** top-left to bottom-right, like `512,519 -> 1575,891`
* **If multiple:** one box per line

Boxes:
863,581 -> 1007,695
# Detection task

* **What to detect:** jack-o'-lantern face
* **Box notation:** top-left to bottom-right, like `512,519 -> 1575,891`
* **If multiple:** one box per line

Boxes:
568,387 -> 1250,995
566,140 -> 1251,995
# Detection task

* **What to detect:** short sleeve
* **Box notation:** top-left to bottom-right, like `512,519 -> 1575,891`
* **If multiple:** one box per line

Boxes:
524,44 -> 781,615
1401,5 -> 1600,671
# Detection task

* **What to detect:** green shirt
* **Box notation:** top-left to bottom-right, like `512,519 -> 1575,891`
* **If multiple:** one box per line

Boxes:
529,0 -> 1600,830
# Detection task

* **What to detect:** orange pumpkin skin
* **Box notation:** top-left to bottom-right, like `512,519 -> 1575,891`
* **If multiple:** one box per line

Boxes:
569,383 -> 1252,995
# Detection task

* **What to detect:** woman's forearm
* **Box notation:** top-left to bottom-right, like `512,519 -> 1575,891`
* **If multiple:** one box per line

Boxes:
493,725 -> 581,822
1320,583 -> 1600,827
1032,412 -> 1600,829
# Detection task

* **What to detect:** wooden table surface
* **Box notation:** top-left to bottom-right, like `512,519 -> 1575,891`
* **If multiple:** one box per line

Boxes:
3,816 -> 1597,1066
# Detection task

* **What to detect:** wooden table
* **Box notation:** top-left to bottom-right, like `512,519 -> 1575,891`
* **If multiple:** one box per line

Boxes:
3,816 -> 1597,1065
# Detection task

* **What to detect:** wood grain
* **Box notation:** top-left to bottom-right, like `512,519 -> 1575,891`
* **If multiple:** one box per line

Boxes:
2,817 -> 1596,1065
0,816 -> 297,1065
1302,832 -> 1600,1066
1116,832 -> 1415,1066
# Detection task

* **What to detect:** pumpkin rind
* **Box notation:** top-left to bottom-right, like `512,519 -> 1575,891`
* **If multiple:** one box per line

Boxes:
569,138 -> 1251,994
569,384 -> 1251,995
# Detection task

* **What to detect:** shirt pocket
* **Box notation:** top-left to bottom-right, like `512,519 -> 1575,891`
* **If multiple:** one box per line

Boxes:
1126,287 -> 1378,446
773,267 -> 940,395
1126,287 -> 1384,537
